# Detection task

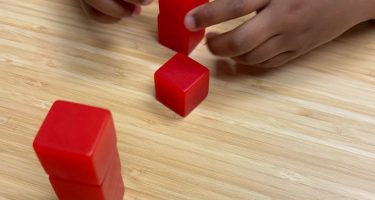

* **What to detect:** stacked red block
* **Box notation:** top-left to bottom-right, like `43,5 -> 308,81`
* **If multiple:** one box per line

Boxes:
33,100 -> 124,200
158,0 -> 208,55
155,53 -> 210,117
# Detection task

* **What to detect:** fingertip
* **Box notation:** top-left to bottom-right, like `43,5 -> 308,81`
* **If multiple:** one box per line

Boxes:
205,32 -> 222,55
131,5 -> 141,16
184,14 -> 197,31
80,0 -> 122,23
206,32 -> 220,40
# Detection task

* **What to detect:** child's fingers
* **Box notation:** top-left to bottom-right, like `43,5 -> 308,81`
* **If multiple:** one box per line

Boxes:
123,0 -> 152,6
84,0 -> 135,18
80,0 -> 121,23
185,0 -> 270,31
232,35 -> 291,65
255,51 -> 298,68
206,9 -> 279,57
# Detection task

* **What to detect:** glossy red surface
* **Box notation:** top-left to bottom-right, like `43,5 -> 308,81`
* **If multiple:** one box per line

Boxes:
158,14 -> 205,55
33,100 -> 117,185
50,151 -> 124,200
158,0 -> 208,22
158,0 -> 207,54
154,53 -> 210,117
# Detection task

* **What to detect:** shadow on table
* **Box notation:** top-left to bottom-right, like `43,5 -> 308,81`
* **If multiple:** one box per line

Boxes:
213,59 -> 278,81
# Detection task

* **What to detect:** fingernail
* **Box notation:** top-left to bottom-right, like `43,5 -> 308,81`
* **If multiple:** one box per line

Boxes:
184,14 -> 196,31
131,6 -> 141,16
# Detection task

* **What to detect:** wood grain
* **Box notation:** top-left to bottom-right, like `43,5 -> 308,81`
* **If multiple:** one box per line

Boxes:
0,0 -> 374,199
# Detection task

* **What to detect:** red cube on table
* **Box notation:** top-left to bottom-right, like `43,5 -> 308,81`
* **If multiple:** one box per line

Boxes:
154,53 -> 210,117
158,0 -> 208,55
50,152 -> 124,200
33,100 -> 118,185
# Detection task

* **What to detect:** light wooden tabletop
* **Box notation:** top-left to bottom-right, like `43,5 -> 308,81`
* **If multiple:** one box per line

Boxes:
1,0 -> 375,200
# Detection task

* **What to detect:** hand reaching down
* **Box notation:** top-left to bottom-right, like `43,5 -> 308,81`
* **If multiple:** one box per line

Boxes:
185,0 -> 375,68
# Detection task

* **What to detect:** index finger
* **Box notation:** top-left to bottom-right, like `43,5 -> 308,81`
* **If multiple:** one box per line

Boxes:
84,0 -> 134,18
185,0 -> 270,31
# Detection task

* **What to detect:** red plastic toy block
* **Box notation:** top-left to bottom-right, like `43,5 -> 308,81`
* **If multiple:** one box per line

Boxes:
50,152 -> 124,200
154,53 -> 210,117
158,14 -> 205,55
158,0 -> 207,55
33,100 -> 118,185
158,0 -> 208,22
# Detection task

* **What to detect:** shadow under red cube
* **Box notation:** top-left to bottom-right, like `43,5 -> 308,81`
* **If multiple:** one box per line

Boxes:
50,152 -> 124,200
154,53 -> 210,117
33,100 -> 117,184
158,14 -> 205,55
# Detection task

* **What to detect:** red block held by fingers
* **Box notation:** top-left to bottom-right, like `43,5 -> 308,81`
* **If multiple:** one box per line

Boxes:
154,53 -> 210,117
158,0 -> 208,22
158,14 -> 205,55
158,0 -> 208,54
33,100 -> 118,185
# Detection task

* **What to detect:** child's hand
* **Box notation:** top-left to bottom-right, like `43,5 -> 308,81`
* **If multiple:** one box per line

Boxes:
185,0 -> 375,68
80,0 -> 152,23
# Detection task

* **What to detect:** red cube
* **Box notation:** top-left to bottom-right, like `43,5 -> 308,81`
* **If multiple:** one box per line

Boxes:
33,100 -> 118,185
158,14 -> 205,55
154,53 -> 210,117
158,0 -> 208,22
50,152 -> 124,200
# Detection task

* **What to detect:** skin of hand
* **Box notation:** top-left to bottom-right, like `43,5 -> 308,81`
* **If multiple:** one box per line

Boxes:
80,0 -> 153,23
185,0 -> 375,68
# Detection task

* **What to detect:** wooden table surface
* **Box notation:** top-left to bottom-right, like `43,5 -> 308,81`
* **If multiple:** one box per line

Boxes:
1,0 -> 375,200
